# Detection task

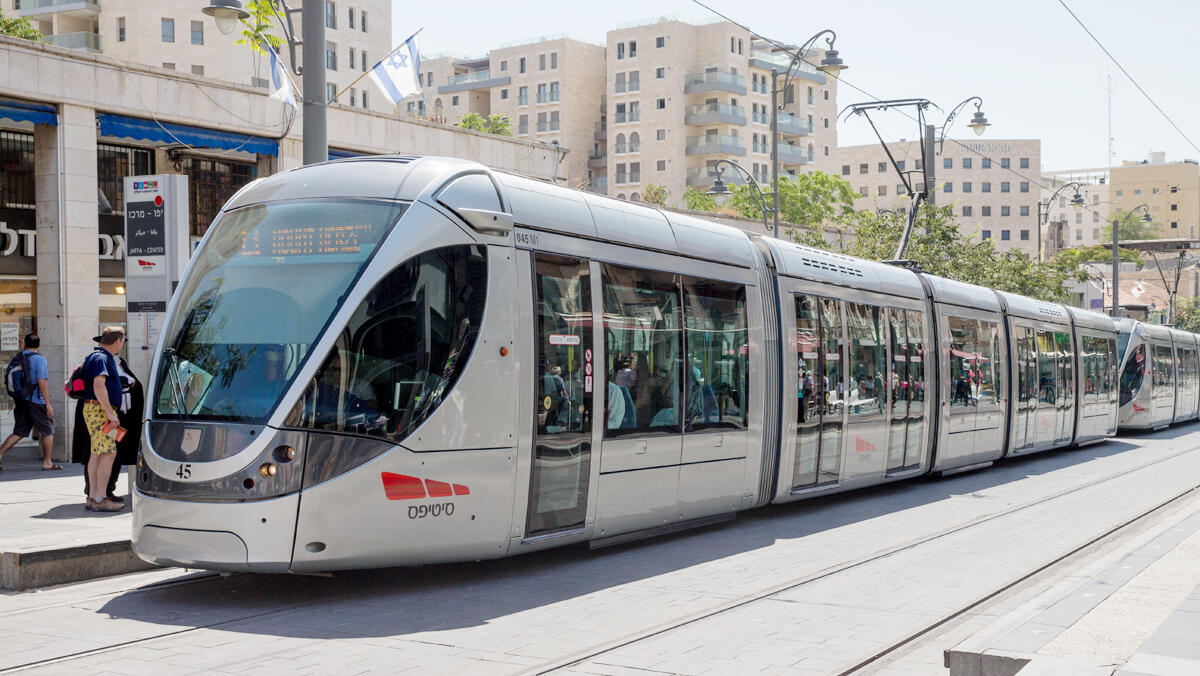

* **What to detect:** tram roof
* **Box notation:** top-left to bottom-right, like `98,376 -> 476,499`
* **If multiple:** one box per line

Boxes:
1066,306 -> 1118,333
758,238 -> 926,299
996,291 -> 1071,325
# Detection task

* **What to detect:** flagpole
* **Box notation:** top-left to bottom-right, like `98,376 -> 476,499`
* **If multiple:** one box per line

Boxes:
334,28 -> 423,102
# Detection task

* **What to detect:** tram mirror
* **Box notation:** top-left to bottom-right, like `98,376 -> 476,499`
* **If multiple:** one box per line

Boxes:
456,208 -> 514,235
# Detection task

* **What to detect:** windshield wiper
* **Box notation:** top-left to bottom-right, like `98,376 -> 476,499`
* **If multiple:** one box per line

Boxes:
161,348 -> 190,418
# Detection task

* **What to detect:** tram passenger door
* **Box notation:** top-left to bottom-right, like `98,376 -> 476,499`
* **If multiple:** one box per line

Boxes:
844,302 -> 889,482
525,254 -> 593,538
945,316 -> 977,459
1035,330 -> 1057,446
793,295 -> 844,489
886,308 -> 924,473
1055,331 -> 1074,444
973,320 -> 1004,457
1011,325 -> 1035,452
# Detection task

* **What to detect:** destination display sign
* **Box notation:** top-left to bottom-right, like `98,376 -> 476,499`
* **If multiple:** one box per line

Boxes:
237,223 -> 378,258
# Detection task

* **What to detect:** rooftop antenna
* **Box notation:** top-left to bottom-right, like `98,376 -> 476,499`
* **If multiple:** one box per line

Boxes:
1106,74 -> 1114,166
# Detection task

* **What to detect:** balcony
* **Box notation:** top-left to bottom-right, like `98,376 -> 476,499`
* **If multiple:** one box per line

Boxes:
537,91 -> 561,104
437,69 -> 511,94
549,119 -> 560,131
683,71 -> 747,95
614,81 -> 640,94
614,111 -> 640,124
588,177 -> 607,195
749,49 -> 827,84
594,121 -> 607,141
777,112 -> 809,136
518,123 -> 529,135
685,102 -> 746,126
613,142 -> 640,154
518,95 -> 529,105
686,134 -> 746,156
778,143 -> 809,165
686,167 -> 749,188
588,153 -> 607,169
614,172 -> 641,185
17,0 -> 98,17
44,31 -> 100,51
537,121 -> 548,132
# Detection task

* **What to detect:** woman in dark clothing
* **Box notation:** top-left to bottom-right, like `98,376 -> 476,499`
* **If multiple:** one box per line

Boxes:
73,344 -> 144,503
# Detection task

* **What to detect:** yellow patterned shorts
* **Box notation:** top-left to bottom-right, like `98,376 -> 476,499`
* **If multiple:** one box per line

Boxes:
82,400 -> 116,455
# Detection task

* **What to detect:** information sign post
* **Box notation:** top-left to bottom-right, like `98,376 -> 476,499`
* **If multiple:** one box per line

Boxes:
122,175 -> 189,381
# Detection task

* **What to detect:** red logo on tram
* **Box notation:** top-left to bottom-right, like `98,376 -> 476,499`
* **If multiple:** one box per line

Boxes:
381,472 -> 470,501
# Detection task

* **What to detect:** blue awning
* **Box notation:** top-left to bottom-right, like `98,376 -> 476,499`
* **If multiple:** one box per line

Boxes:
97,113 -> 278,156
0,99 -> 56,126
328,148 -> 367,160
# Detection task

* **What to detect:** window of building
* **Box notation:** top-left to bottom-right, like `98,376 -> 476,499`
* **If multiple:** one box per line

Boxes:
451,95 -> 459,106
629,40 -> 637,57
348,48 -> 355,70
824,118 -> 829,128
1075,212 -> 1082,224
878,185 -> 887,196
652,67 -> 664,80
1020,230 -> 1029,240
617,42 -> 625,59
656,98 -> 665,110
161,18 -> 174,43
551,52 -> 558,69
500,88 -> 508,100
1020,205 -> 1030,217
348,7 -> 354,29
190,20 -> 203,45
859,163 -> 868,174
1001,158 -> 1010,169
538,54 -> 546,71
360,10 -> 367,31
982,182 -> 991,193
1116,189 -> 1123,197
657,159 -> 666,171
738,39 -> 743,55
349,89 -> 356,107
824,146 -> 829,156
823,89 -> 829,100
962,157 -> 972,169
550,111 -> 560,131
656,129 -> 666,141
944,157 -> 952,169
1093,211 -> 1100,223
897,160 -> 906,171
518,114 -> 528,134
982,206 -> 991,216
842,164 -> 850,176
1172,221 -> 1179,229
191,64 -> 204,76
1001,230 -> 1010,240
1020,182 -> 1029,193
982,230 -> 991,239
963,182 -> 972,193
878,162 -> 886,173
550,81 -> 560,102
1171,203 -> 1179,211
325,1 -> 336,29
982,158 -> 991,169
1001,206 -> 1010,216
326,42 -> 337,70
897,185 -> 905,195
162,62 -> 175,70
361,90 -> 368,108
730,36 -> 735,53
1019,157 -> 1029,169
326,82 -> 336,102
1000,181 -> 1010,192
944,182 -> 953,193
859,186 -> 868,197
1134,189 -> 1142,195
656,36 -> 665,48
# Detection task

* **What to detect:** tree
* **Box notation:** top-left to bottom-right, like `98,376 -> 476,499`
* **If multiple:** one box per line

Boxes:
234,0 -> 284,82
1100,210 -> 1163,241
0,9 -> 44,40
727,171 -> 858,229
457,113 -> 488,132
643,184 -> 668,206
681,187 -> 716,212
1174,296 -> 1200,333
457,113 -> 514,136
1054,245 -> 1143,268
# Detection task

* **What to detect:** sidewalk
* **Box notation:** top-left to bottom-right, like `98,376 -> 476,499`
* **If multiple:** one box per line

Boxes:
0,454 -> 154,591
946,490 -> 1200,676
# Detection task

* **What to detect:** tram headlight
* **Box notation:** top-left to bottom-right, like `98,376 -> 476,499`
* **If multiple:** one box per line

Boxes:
258,462 -> 278,478
273,445 -> 296,462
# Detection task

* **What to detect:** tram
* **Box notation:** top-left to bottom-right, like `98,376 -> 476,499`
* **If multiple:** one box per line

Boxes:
131,156 -> 1193,573
1116,318 -> 1200,430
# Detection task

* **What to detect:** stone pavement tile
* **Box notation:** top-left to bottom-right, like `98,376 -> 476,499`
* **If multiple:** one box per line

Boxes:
1120,652 -> 1200,676
1137,607 -> 1200,660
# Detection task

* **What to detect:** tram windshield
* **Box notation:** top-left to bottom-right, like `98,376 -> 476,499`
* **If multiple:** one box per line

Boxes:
153,199 -> 407,423
1119,344 -> 1146,407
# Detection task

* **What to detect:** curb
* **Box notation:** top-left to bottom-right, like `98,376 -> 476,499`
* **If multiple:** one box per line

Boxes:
1,540 -> 159,591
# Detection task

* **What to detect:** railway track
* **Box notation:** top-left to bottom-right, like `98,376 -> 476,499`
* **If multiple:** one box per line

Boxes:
3,434 -> 1199,675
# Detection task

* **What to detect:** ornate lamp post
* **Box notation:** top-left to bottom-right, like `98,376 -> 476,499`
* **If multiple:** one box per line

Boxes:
1037,182 -> 1086,261
707,160 -> 771,232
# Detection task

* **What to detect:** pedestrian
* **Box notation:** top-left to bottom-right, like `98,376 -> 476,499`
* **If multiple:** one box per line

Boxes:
80,326 -> 126,512
0,333 -> 61,471
73,334 -> 143,504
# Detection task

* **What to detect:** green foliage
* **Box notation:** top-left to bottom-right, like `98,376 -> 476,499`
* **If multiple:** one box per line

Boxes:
234,0 -> 284,56
681,187 -> 716,212
642,184 -> 668,206
1174,296 -> 1200,332
1100,210 -> 1163,241
457,113 -> 514,136
0,9 -> 44,40
797,203 -> 1087,303
727,171 -> 858,229
1054,245 -> 1143,268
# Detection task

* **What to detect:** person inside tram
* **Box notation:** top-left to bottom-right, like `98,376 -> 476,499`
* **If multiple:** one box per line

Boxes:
606,380 -> 626,430
541,363 -> 569,430
310,352 -> 387,433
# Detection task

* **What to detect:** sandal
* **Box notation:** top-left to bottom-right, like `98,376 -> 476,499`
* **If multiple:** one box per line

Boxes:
42,464 -> 63,471
93,498 -> 124,512
85,497 -> 95,511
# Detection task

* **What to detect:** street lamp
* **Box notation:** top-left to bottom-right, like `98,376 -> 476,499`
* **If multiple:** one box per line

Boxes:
1111,204 -> 1152,318
707,160 -> 771,233
761,29 -> 848,231
842,95 -> 990,262
203,0 -> 327,166
1036,181 -> 1086,262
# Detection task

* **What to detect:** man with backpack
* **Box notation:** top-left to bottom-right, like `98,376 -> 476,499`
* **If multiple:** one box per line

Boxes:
0,334 -> 60,471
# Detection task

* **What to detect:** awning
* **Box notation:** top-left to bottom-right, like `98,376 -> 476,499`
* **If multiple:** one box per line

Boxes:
0,99 -> 56,126
328,148 -> 368,160
97,113 -> 278,156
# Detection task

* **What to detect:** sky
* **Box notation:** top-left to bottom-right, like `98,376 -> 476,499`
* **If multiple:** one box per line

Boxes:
392,0 -> 1200,172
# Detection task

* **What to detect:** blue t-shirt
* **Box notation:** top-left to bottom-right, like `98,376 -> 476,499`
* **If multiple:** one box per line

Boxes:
23,351 -> 48,405
81,348 -> 122,405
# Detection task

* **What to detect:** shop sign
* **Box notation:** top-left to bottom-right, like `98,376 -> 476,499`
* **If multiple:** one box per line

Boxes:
0,208 -> 129,277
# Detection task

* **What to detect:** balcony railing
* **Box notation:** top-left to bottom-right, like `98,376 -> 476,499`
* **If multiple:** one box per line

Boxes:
518,123 -> 529,134
536,121 -> 548,132
686,134 -> 747,156
44,31 -> 100,51
777,111 -> 809,136
594,121 -> 607,140
778,143 -> 809,164
17,0 -> 98,14
686,167 -> 748,188
549,91 -> 560,102
587,153 -> 607,168
683,70 -> 747,95
436,68 -> 511,94
628,172 -> 640,184
616,81 -> 640,93
613,142 -> 641,154
684,101 -> 746,126
549,119 -> 560,131
447,70 -> 494,86
518,95 -> 529,105
587,177 -> 607,194
615,172 -> 627,185
614,111 -> 640,124
537,93 -> 548,104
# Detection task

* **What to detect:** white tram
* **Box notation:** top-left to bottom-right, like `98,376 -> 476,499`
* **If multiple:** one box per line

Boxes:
131,157 -> 1187,573
1116,318 -> 1200,430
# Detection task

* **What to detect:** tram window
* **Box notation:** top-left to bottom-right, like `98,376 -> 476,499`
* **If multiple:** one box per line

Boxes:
155,199 -> 406,422
602,265 -> 682,436
905,310 -> 926,406
1056,332 -> 1073,408
847,303 -> 887,417
1120,344 -> 1145,406
976,320 -> 1002,407
1036,331 -> 1057,404
947,317 -> 979,408
1153,345 -> 1174,388
887,308 -> 908,419
1107,338 -> 1117,398
681,277 -> 748,431
285,245 -> 488,441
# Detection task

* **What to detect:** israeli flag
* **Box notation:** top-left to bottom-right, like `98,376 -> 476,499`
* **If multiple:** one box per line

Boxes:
265,40 -> 296,108
369,32 -> 422,105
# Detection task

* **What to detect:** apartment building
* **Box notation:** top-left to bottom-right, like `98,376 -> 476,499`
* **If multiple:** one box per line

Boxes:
839,139 -> 1043,256
1110,153 -> 1200,240
1040,168 -> 1110,256
601,18 -> 839,204
9,0 -> 393,114
406,37 -> 605,187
